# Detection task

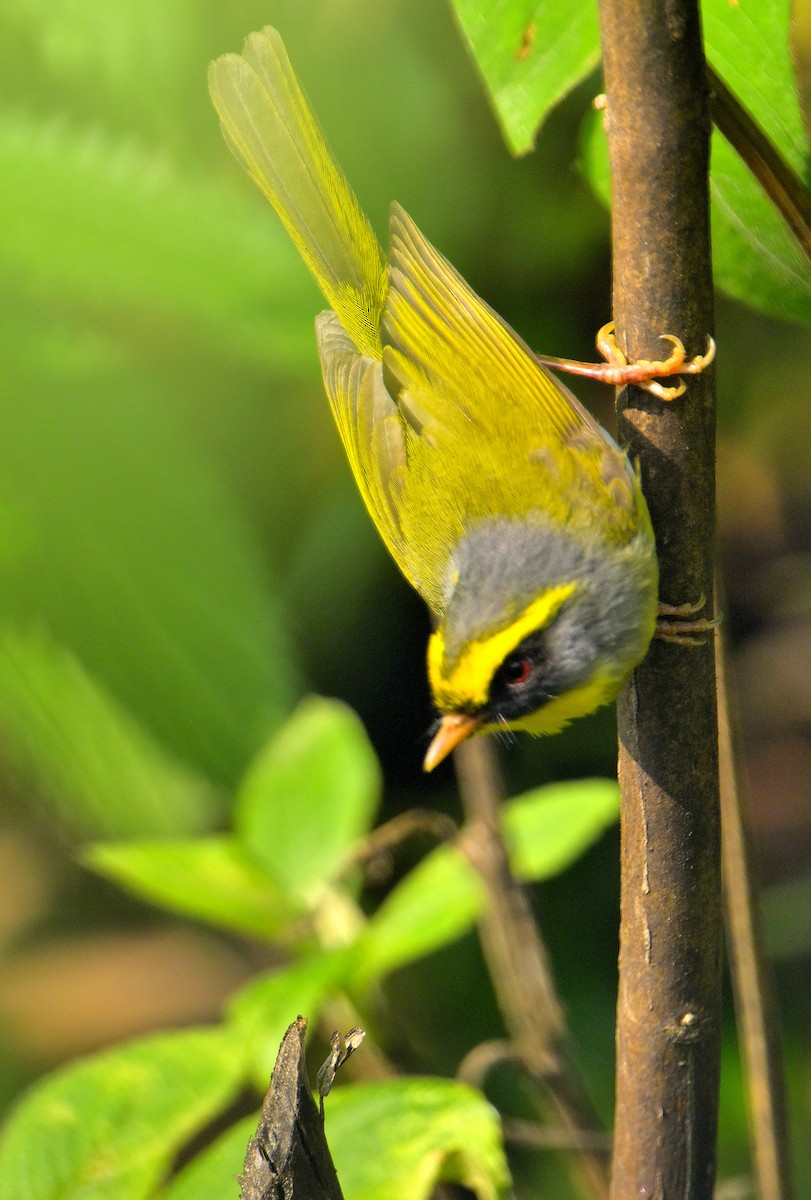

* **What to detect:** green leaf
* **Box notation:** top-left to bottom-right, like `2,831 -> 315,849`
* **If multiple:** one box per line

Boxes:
0,1027 -> 245,1200
163,1080 -> 510,1200
709,132 -> 811,323
704,0 -> 808,175
352,846 -> 485,987
703,0 -> 811,323
579,111 -> 811,325
503,777 -> 619,879
83,836 -> 293,938
236,698 -> 381,904
451,0 -> 600,154
159,1116 -> 254,1200
228,951 -> 355,1086
579,0 -> 811,324
327,1080 -> 509,1200
354,779 -> 617,985
0,630 -> 219,838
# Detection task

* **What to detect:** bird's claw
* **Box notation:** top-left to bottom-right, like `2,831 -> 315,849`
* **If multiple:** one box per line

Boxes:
535,322 -> 715,401
655,594 -> 722,646
594,322 -> 716,401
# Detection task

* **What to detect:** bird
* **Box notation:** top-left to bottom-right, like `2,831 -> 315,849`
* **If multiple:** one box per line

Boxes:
209,27 -> 714,771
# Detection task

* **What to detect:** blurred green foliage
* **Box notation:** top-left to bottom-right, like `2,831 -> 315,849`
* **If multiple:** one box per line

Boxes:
0,699 -> 613,1198
0,0 -> 810,1196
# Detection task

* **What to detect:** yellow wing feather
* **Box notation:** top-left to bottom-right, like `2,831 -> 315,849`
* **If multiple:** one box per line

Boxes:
381,207 -> 643,581
210,28 -> 412,581
385,204 -> 591,441
209,28 -> 386,358
315,313 -> 412,579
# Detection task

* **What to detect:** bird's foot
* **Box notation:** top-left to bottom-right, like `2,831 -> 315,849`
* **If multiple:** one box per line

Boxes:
536,321 -> 716,401
655,594 -> 721,646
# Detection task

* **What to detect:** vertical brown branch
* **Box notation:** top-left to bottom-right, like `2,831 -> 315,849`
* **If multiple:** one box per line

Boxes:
597,2 -> 722,1197
455,737 -> 610,1199
716,621 -> 794,1200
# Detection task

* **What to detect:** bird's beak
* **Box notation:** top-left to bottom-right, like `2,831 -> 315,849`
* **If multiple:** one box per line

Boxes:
423,713 -> 482,772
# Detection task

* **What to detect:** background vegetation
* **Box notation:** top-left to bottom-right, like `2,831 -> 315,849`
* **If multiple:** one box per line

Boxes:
0,0 -> 809,1196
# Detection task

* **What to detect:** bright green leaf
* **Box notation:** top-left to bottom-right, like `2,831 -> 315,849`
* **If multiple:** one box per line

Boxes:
164,1080 -> 510,1200
451,0 -> 600,154
327,1080 -> 509,1200
0,1027 -> 245,1200
83,836 -> 293,938
0,630 -> 219,838
503,777 -> 619,879
236,698 -> 381,904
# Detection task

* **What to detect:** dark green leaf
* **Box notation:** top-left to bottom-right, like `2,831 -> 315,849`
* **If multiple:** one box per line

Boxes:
704,0 -> 808,174
704,0 -> 811,321
579,111 -> 811,324
709,132 -> 811,323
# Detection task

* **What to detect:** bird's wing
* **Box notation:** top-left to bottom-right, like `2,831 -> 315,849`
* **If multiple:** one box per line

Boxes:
381,203 -> 641,542
316,313 -> 415,583
383,203 -> 602,441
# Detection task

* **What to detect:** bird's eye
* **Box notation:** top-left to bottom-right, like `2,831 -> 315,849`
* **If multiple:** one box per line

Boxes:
502,656 -> 534,688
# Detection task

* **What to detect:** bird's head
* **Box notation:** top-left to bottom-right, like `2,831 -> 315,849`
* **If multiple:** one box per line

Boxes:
422,519 -> 658,770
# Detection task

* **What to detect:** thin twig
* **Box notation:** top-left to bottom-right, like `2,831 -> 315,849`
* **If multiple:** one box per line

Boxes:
597,0 -> 723,1195
351,808 -> 457,885
716,603 -> 794,1200
503,1119 -> 613,1154
453,736 -> 610,1200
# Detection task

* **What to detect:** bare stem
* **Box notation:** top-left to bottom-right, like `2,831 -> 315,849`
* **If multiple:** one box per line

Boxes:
454,737 -> 610,1199
716,613 -> 794,1200
596,0 -> 723,1195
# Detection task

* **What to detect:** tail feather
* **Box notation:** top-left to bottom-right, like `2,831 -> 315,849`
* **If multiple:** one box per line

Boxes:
209,27 -> 386,358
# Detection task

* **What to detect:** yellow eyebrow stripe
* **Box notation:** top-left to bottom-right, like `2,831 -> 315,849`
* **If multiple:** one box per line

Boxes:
428,582 -> 577,710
